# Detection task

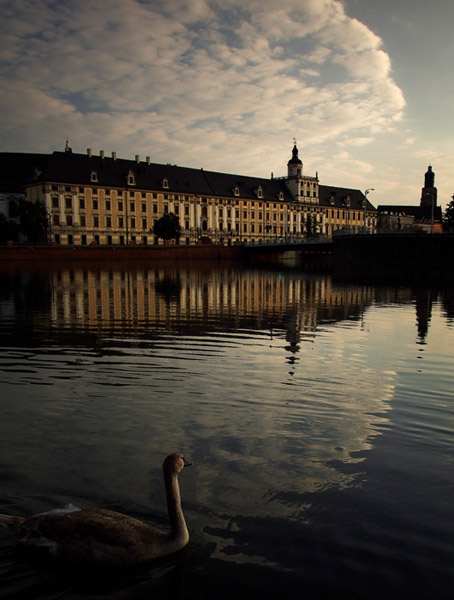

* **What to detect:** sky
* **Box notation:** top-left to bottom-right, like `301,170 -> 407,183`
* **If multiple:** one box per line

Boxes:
0,0 -> 452,209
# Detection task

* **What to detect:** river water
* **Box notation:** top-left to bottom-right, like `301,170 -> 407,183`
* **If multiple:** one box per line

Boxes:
0,262 -> 453,599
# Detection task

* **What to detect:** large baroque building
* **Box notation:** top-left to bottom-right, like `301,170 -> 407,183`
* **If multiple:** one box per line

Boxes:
2,144 -> 376,245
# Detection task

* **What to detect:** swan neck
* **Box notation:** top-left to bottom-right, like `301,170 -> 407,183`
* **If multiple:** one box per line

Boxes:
164,469 -> 187,540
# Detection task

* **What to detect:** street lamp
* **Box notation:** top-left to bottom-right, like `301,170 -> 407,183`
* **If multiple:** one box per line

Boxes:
364,188 -> 375,233
425,192 -> 434,234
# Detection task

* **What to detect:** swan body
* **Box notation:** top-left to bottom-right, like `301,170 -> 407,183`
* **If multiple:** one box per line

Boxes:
0,452 -> 191,567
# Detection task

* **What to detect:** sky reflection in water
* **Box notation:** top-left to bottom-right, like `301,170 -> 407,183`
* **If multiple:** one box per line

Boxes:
0,264 -> 453,599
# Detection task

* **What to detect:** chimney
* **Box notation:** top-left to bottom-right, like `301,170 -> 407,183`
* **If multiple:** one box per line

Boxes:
87,148 -> 92,158
112,151 -> 117,161
146,156 -> 151,165
135,154 -> 140,164
100,150 -> 104,159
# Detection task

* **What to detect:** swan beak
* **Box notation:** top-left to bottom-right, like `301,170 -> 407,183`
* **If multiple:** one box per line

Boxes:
183,457 -> 192,467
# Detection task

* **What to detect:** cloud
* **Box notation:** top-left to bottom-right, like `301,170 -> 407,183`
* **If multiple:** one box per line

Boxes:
0,0 -> 405,178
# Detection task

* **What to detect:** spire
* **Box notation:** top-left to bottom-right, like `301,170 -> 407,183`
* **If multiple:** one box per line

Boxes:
288,140 -> 302,166
424,165 -> 434,188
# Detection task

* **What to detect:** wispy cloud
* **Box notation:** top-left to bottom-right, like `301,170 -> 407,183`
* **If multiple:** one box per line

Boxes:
0,0 -> 405,179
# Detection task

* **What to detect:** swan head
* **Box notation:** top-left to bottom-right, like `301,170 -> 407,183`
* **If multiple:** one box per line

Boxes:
163,452 -> 192,475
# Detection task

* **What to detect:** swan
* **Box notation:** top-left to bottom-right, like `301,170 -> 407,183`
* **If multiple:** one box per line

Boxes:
0,452 -> 191,567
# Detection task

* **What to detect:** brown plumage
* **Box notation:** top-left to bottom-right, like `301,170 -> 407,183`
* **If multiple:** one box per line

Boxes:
0,452 -> 191,567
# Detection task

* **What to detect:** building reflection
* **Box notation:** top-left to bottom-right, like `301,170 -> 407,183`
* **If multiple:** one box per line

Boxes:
2,263 -> 452,346
43,267 -> 375,344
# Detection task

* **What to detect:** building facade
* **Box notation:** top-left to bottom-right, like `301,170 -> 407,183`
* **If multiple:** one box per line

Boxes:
3,144 -> 376,245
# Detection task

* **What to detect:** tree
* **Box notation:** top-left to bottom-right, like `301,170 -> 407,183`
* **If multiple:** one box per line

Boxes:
18,199 -> 48,243
153,212 -> 181,242
0,214 -> 20,243
443,195 -> 454,232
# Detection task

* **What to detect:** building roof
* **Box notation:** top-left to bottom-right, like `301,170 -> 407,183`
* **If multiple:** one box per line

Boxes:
28,151 -> 296,203
1,150 -> 377,211
319,184 -> 375,211
0,152 -> 51,193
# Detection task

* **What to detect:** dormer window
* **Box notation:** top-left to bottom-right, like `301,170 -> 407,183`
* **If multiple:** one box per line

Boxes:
345,195 -> 351,207
127,170 -> 136,186
90,170 -> 98,183
162,178 -> 169,189
278,191 -> 284,201
329,195 -> 335,205
256,186 -> 263,199
233,186 -> 240,197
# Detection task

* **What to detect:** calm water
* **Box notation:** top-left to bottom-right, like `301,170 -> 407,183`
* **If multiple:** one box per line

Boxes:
0,262 -> 453,599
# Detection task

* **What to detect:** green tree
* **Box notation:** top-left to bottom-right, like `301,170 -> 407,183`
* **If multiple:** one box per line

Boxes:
443,195 -> 454,232
153,212 -> 181,242
18,199 -> 48,243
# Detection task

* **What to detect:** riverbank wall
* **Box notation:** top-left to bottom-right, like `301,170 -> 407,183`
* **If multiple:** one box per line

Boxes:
0,244 -> 246,263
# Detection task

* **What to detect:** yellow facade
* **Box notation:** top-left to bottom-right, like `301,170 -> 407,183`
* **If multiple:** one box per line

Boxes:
25,146 -> 376,245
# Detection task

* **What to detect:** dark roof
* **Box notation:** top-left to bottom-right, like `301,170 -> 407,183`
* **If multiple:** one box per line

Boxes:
0,152 -> 51,193
28,151 -> 296,203
1,151 -> 377,210
377,204 -> 443,221
319,185 -> 376,211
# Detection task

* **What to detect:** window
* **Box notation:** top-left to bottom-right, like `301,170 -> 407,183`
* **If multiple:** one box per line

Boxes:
184,205 -> 189,216
80,215 -> 86,227
142,218 -> 147,230
235,209 -> 239,219
106,216 -> 112,228
185,220 -> 189,230
118,201 -> 123,211
127,170 -> 135,186
67,215 -> 73,226
93,199 -> 98,210
153,204 -> 158,214
94,216 -> 99,227
130,217 -> 135,228
105,200 -> 111,211
164,204 -> 169,214
65,198 -> 72,209
174,204 -> 179,214
243,210 -> 247,219
141,202 -> 146,213
90,170 -> 98,183
52,197 -> 58,208
130,201 -> 135,212
234,186 -> 240,197
119,217 -> 124,228
79,198 -> 85,209
53,215 -> 60,225
162,178 -> 169,189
